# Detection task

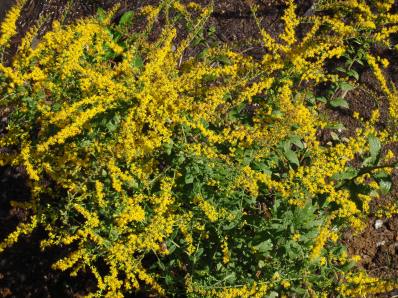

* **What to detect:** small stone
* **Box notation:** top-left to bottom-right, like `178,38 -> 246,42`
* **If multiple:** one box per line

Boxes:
376,240 -> 386,247
375,219 -> 384,229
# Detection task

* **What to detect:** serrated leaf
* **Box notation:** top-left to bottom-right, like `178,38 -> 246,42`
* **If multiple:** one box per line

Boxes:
330,97 -> 349,109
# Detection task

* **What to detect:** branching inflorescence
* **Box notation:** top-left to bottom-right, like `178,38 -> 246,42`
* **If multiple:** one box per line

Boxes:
0,0 -> 398,296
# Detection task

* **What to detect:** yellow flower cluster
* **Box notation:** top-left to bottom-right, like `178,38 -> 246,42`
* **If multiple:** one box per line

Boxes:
1,0 -> 398,296
186,278 -> 269,298
0,0 -> 26,48
0,215 -> 37,253
338,271 -> 398,296
195,196 -> 219,222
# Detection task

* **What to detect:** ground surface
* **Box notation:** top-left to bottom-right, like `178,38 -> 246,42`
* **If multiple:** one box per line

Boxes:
0,0 -> 397,297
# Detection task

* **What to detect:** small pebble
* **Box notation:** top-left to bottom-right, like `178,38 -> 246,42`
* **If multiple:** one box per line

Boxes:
376,240 -> 386,247
375,219 -> 384,229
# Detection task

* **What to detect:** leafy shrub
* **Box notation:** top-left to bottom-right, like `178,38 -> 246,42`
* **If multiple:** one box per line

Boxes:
0,0 -> 398,297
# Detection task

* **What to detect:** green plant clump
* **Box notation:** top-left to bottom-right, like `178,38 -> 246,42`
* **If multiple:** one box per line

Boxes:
0,0 -> 398,297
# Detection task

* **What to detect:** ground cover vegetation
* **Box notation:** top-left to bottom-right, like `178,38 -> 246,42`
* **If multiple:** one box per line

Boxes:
0,0 -> 398,297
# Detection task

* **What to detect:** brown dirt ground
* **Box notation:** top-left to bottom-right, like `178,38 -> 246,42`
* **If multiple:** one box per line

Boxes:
0,0 -> 397,297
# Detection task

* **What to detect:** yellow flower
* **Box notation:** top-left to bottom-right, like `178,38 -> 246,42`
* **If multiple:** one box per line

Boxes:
281,280 -> 291,289
0,0 -> 27,47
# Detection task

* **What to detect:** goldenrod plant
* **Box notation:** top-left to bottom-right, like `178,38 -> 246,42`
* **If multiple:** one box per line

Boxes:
0,0 -> 398,297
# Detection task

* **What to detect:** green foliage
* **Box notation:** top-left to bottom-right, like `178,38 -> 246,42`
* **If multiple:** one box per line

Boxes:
0,0 -> 398,297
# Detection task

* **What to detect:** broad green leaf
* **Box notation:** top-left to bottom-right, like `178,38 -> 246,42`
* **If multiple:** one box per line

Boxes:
253,239 -> 273,254
379,180 -> 392,194
284,149 -> 300,167
339,81 -> 355,91
368,135 -> 381,162
290,136 -> 304,149
332,167 -> 358,181
330,97 -> 349,109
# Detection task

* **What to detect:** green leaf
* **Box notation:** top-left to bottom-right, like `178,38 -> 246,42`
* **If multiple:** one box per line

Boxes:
330,131 -> 339,141
379,180 -> 392,194
305,92 -> 315,105
339,81 -> 355,91
347,69 -> 359,80
291,287 -> 307,295
373,170 -> 389,179
284,149 -> 300,167
330,97 -> 349,109
368,135 -> 381,162
290,136 -> 304,149
215,55 -> 232,65
253,239 -> 273,254
185,173 -> 194,184
164,141 -> 173,155
52,102 -> 62,112
96,8 -> 106,22
223,221 -> 238,230
132,55 -> 144,68
332,168 -> 358,181
119,11 -> 134,26
327,122 -> 345,130
266,292 -> 279,298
